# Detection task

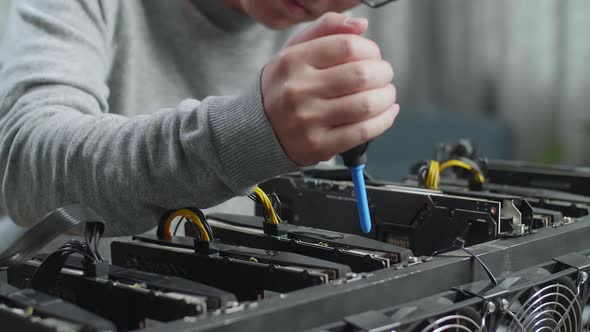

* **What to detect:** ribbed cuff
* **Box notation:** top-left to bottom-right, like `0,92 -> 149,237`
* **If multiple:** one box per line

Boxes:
207,79 -> 299,194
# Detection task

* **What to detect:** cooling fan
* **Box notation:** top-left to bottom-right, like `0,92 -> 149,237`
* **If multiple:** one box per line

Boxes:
496,269 -> 589,332
313,253 -> 590,332
399,306 -> 484,332
386,292 -> 486,332
363,270 -> 588,332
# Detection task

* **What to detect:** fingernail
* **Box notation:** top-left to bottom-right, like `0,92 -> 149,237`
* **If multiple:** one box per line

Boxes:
344,17 -> 368,29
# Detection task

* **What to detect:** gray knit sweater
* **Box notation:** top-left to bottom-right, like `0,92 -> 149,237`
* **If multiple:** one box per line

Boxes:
0,0 -> 299,237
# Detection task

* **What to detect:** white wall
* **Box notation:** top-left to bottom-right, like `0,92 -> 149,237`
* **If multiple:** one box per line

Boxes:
0,1 -> 9,36
354,0 -> 590,165
0,1 -> 587,164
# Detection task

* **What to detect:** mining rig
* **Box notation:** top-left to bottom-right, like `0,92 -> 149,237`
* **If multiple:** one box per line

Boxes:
2,143 -> 590,332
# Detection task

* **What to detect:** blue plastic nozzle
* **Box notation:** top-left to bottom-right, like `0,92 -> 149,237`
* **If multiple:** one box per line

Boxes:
340,143 -> 371,234
350,164 -> 371,233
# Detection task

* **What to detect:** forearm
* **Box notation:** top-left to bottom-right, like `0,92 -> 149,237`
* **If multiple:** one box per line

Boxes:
0,83 -> 297,236
0,0 -> 299,235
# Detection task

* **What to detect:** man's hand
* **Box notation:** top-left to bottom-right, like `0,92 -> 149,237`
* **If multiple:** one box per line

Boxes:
261,12 -> 399,166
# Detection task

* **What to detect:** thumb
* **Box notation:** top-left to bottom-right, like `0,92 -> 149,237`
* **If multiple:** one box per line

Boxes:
285,12 -> 368,48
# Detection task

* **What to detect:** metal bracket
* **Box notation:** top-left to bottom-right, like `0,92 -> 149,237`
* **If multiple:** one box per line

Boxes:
343,310 -> 395,332
553,252 -> 590,271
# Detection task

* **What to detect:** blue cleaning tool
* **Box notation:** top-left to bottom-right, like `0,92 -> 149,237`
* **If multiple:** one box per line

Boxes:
340,143 -> 371,233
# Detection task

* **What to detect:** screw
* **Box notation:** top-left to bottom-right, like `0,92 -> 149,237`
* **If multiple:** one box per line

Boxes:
485,301 -> 496,314
564,217 -> 575,224
501,299 -> 510,310
581,271 -> 588,284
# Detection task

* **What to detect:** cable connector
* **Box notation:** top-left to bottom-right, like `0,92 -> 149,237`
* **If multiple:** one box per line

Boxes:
263,221 -> 287,237
194,239 -> 219,255
82,259 -> 109,279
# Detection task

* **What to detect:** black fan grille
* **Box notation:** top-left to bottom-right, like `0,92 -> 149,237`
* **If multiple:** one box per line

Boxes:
418,313 -> 482,332
501,276 -> 588,332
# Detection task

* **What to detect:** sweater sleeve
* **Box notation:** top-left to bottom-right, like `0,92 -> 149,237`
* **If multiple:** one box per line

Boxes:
0,0 -> 297,236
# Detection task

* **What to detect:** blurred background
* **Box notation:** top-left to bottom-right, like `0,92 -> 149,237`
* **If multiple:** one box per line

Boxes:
352,0 -> 590,179
0,1 -> 587,180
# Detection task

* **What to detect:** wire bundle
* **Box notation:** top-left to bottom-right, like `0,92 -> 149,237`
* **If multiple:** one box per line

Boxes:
0,205 -> 105,269
52,222 -> 104,263
158,187 -> 278,241
53,240 -> 97,263
248,186 -> 281,225
158,208 -> 213,241
419,159 -> 485,190
423,161 -> 441,190
27,222 -> 105,290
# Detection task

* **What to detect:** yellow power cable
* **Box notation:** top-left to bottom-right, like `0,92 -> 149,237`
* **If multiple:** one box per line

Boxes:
425,161 -> 440,190
253,187 -> 280,225
440,160 -> 485,184
160,209 -> 211,241
423,159 -> 484,190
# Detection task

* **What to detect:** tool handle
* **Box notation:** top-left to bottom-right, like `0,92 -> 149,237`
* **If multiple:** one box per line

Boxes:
340,143 -> 369,167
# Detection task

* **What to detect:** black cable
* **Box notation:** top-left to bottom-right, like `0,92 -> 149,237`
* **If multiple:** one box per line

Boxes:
173,216 -> 212,241
57,224 -> 103,263
432,237 -> 498,286
158,208 -> 213,240
13,207 -> 107,290
85,225 -> 98,261
268,193 -> 282,212
173,217 -> 199,237
0,205 -> 105,269
54,248 -> 95,262
249,193 -> 271,222
192,208 -> 214,240
28,239 -> 97,290
60,240 -> 88,251
85,227 -> 91,251
28,251 -> 70,290
417,164 -> 429,187
460,247 -> 498,286
173,217 -> 184,236
85,224 -> 94,259
268,193 -> 283,223
86,222 -> 104,262
93,229 -> 102,261
59,242 -> 95,261
455,157 -> 484,176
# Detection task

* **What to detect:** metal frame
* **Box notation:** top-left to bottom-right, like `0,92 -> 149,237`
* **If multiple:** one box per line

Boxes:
313,251 -> 590,331
135,216 -> 590,332
486,159 -> 590,197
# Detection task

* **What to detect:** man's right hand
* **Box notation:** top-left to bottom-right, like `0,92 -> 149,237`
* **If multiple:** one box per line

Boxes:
261,12 -> 399,167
